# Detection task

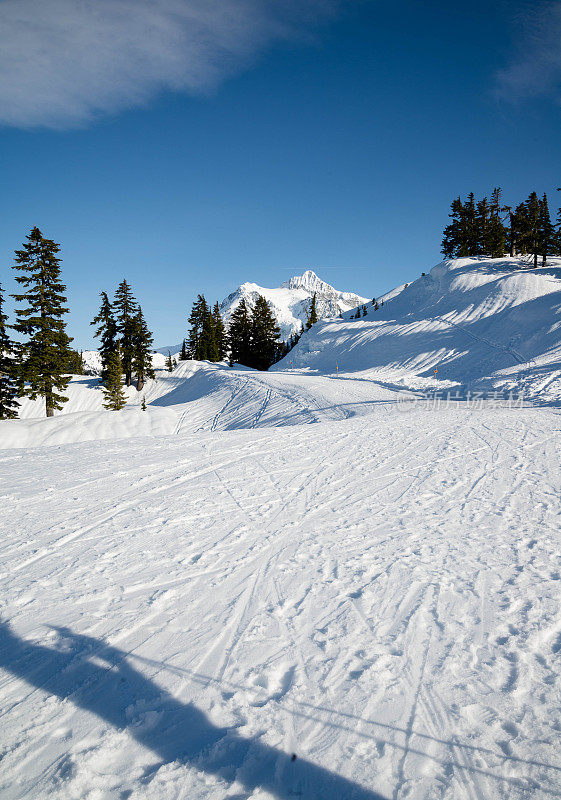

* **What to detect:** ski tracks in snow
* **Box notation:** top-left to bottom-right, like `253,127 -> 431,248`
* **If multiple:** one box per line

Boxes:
1,404 -> 561,799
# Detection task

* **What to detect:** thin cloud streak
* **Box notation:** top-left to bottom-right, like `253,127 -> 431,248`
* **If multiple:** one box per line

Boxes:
495,1 -> 561,100
0,0 -> 339,128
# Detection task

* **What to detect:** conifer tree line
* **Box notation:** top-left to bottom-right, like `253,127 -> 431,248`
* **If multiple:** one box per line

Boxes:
186,295 -> 226,362
185,293 -> 285,370
442,188 -> 561,267
91,279 -> 155,403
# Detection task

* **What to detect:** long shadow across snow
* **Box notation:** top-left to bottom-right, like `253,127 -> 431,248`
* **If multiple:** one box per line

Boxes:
0,621 -> 386,800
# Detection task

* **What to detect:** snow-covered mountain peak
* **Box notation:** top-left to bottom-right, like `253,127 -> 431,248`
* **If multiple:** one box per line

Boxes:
280,270 -> 332,294
219,271 -> 368,340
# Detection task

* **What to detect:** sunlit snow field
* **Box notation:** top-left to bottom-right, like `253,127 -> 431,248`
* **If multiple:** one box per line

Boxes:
1,258 -> 561,799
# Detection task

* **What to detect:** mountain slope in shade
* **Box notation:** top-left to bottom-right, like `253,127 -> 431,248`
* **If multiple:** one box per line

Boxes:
219,269 -> 369,340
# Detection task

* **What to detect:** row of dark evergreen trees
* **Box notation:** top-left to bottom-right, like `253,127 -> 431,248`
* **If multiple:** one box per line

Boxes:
0,227 -> 76,419
442,188 -> 561,267
91,280 -> 155,411
183,295 -> 226,362
183,293 -> 291,370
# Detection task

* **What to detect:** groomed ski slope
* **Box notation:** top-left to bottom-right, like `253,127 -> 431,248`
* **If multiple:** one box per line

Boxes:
2,402 -> 561,799
1,257 -> 561,799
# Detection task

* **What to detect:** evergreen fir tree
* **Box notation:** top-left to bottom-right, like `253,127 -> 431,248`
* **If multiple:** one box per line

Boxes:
0,282 -> 19,419
12,227 -> 73,417
476,197 -> 490,254
131,307 -> 155,391
227,297 -> 252,366
188,294 -> 209,360
511,202 -> 529,257
362,304 -> 367,316
102,347 -> 126,411
463,193 -> 479,255
179,339 -> 188,361
141,395 -> 147,411
488,188 -> 507,258
525,192 -> 541,268
200,308 -> 218,361
306,292 -> 318,329
250,295 -> 281,370
113,279 -> 138,386
212,302 -> 226,361
91,291 -> 117,383
165,350 -> 174,372
538,193 -> 555,267
442,197 -> 464,257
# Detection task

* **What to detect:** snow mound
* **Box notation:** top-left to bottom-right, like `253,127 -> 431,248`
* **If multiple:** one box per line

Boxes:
275,257 -> 561,400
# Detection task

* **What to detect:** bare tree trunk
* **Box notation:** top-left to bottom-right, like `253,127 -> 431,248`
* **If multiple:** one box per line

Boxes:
45,384 -> 53,417
136,375 -> 144,392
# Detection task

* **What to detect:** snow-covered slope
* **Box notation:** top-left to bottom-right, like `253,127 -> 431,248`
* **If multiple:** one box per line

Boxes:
276,257 -> 561,401
2,256 -> 561,800
219,269 -> 369,340
2,399 -> 561,799
4,256 -> 561,449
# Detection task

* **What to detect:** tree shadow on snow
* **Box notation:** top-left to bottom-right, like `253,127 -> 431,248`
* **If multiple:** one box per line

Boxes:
0,621 -> 386,799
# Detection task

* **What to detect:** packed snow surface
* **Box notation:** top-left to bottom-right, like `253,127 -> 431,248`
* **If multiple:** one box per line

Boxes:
1,257 -> 561,799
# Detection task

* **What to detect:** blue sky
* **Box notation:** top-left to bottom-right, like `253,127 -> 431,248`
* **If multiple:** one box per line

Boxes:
1,0 -> 561,348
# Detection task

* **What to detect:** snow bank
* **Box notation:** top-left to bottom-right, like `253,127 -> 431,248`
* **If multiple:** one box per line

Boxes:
276,256 -> 561,399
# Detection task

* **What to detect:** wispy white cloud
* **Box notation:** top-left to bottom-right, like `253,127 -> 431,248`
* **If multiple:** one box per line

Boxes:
495,1 -> 561,100
0,0 -> 339,128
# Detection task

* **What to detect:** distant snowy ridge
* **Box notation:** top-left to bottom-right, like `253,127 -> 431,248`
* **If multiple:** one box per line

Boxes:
219,269 -> 369,340
82,349 -> 168,375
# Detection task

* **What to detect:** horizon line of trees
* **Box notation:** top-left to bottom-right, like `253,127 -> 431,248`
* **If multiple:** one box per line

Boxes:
442,188 -> 561,268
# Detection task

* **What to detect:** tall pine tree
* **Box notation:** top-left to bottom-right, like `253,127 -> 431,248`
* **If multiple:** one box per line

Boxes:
538,193 -> 555,267
0,282 -> 19,419
212,302 -> 226,361
200,307 -> 218,361
131,306 -> 155,391
102,347 -> 127,411
113,280 -> 137,386
90,291 -> 117,383
488,187 -> 507,258
227,298 -> 252,367
12,227 -> 73,417
250,295 -> 281,370
188,294 -> 209,360
306,292 -> 318,329
525,192 -> 541,268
